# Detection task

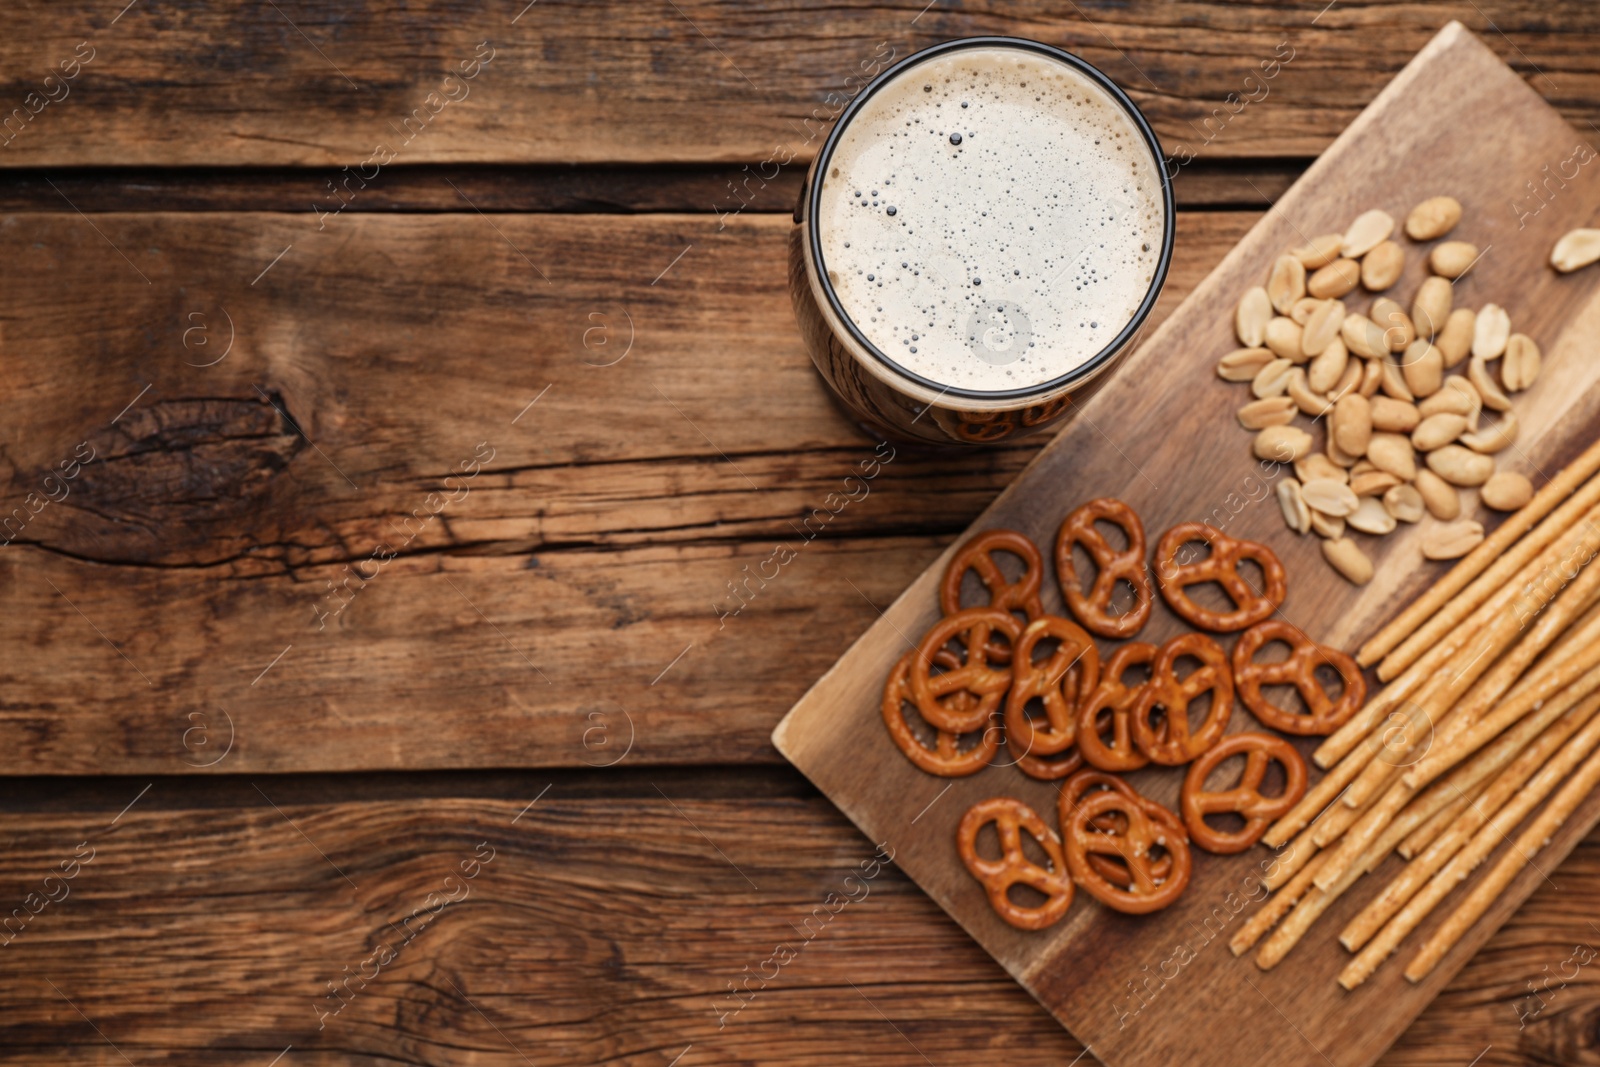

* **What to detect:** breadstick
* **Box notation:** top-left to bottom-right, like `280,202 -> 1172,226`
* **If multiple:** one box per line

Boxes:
1324,527 -> 1598,778
1398,644 -> 1600,859
1397,776 -> 1490,860
1338,699 -> 1600,989
1257,844 -> 1369,969
1403,655 -> 1600,794
1314,777 -> 1416,891
1374,497 -> 1600,678
1266,730 -> 1383,847
1358,437 -> 1600,668
1263,825 -> 1320,891
1340,692 -> 1600,953
1405,726 -> 1600,982
1384,553 -> 1600,794
1232,851 -> 1328,956
1317,553 -> 1552,769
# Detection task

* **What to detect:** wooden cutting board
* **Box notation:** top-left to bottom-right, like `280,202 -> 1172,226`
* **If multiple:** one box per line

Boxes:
773,21 -> 1600,1067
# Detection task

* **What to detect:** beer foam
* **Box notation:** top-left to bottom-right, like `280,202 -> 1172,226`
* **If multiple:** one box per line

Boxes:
815,45 -> 1166,393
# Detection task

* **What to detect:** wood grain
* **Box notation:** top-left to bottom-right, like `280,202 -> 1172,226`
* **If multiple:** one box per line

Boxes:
775,22 -> 1600,1067
0,2 -> 1597,167
0,783 -> 1596,1066
0,161 -> 1300,213
0,209 -> 1248,776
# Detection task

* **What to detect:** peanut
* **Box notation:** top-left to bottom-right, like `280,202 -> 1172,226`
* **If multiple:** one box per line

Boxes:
1288,367 -> 1334,417
1459,410 -> 1518,454
1218,347 -> 1277,381
1343,209 -> 1395,258
1468,355 -> 1511,411
1433,307 -> 1476,368
1370,396 -> 1421,433
1308,258 -> 1361,299
1551,228 -> 1600,273
1238,395 -> 1299,430
1278,477 -> 1312,534
1411,276 -> 1453,340
1302,299 -> 1346,358
1404,196 -> 1462,241
1379,358 -> 1414,402
1348,496 -> 1398,535
1236,286 -> 1273,346
1400,341 -> 1443,397
1430,241 -> 1480,278
1361,240 -> 1405,290
1302,478 -> 1361,517
1296,453 -> 1348,485
1255,424 -> 1314,462
1480,471 -> 1533,511
1414,468 -> 1460,520
1383,483 -> 1425,523
1422,520 -> 1485,560
1367,432 -> 1417,480
1371,297 -> 1415,352
1293,233 -> 1345,270
1268,254 -> 1308,313
1265,316 -> 1307,362
1251,358 -> 1295,398
1411,412 -> 1467,452
1323,537 -> 1373,584
1332,393 -> 1373,456
1426,444 -> 1494,486
1501,333 -> 1541,391
1342,313 -> 1388,359
1350,468 -> 1403,497
1307,333 -> 1349,391
1472,303 -> 1511,360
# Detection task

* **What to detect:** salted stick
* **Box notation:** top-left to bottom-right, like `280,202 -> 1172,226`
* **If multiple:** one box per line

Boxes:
1232,851 -> 1328,956
1266,730 -> 1385,848
1357,435 -> 1600,668
1316,509 -> 1600,769
1398,774 -> 1492,860
1338,694 -> 1600,989
1405,722 -> 1600,982
1403,655 -> 1600,794
1325,647 -> 1600,894
1340,690 -> 1600,954
1374,488 -> 1600,679
1263,824 -> 1321,891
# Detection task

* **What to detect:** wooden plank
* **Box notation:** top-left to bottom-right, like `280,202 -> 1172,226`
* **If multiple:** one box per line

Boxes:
0,785 -> 1595,1064
0,160 -> 1299,213
0,2 -> 1596,166
0,209 -> 1248,776
775,22 -> 1600,1067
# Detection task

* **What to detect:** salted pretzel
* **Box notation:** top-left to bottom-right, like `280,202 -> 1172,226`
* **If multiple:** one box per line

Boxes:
1129,632 -> 1233,765
1180,732 -> 1308,853
1154,522 -> 1287,632
1003,615 -> 1099,781
881,649 -> 999,777
1231,620 -> 1367,735
956,797 -> 1074,930
1075,643 -> 1160,773
907,607 -> 1021,734
1055,498 -> 1153,639
940,529 -> 1045,660
1058,769 -> 1181,885
1062,788 -> 1192,914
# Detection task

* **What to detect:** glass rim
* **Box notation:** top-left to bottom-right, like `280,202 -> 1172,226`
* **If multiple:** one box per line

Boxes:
806,35 -> 1177,403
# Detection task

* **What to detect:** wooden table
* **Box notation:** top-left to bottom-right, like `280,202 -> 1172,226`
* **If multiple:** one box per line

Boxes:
3,4 -> 1599,1064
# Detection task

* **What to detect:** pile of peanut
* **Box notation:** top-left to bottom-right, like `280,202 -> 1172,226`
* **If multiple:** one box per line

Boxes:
1219,197 -> 1541,585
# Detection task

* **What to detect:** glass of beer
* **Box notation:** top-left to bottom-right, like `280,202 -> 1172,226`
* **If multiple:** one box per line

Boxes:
790,36 -> 1174,445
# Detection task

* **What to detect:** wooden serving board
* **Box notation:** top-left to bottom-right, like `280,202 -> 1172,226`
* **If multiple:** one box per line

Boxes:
773,22 -> 1600,1067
